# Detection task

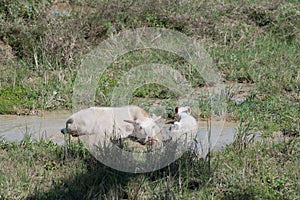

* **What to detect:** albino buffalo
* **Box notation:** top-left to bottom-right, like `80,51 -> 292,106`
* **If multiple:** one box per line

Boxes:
174,106 -> 198,132
163,106 -> 199,146
63,105 -> 161,143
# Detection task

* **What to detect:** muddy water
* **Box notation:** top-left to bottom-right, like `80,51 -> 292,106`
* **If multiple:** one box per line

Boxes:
0,111 -> 71,145
197,121 -> 237,151
0,112 -> 238,151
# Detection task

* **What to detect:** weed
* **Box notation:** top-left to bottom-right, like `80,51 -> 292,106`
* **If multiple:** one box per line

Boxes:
0,0 -> 299,199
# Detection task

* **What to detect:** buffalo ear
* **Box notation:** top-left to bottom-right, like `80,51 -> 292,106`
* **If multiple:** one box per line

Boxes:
175,107 -> 179,114
186,106 -> 191,114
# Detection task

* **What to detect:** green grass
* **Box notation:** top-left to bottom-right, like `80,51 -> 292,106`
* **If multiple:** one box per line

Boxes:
0,129 -> 299,199
0,0 -> 299,199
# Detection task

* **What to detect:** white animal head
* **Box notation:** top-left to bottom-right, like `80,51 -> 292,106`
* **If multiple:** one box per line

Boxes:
124,115 -> 161,143
175,106 -> 192,122
173,106 -> 198,132
175,106 -> 191,115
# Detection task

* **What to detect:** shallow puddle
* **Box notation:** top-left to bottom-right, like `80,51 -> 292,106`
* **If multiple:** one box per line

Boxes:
0,111 -> 71,145
197,121 -> 237,151
0,112 -> 237,152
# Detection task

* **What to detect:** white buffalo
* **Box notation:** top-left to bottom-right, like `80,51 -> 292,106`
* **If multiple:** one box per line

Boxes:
163,106 -> 199,146
173,106 -> 198,132
64,105 -> 161,143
